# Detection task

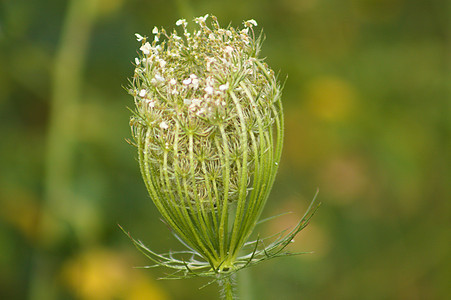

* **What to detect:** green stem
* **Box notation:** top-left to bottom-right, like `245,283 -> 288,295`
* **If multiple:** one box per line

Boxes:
28,0 -> 98,299
218,274 -> 237,300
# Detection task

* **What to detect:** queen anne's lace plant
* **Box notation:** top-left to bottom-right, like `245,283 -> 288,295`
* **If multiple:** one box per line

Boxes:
124,14 -> 318,291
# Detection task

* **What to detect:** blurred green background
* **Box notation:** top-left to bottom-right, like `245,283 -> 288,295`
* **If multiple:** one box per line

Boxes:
0,0 -> 449,299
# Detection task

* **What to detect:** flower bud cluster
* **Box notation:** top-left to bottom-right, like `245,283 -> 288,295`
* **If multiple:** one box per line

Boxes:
129,15 -> 281,212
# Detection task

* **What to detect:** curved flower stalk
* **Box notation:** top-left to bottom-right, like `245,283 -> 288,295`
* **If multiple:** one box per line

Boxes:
124,15 -> 319,294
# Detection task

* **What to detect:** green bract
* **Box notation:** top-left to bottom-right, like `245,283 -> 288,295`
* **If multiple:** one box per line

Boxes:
125,15 -> 318,282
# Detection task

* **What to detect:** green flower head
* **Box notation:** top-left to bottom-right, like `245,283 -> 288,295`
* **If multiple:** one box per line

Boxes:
125,15 -> 318,282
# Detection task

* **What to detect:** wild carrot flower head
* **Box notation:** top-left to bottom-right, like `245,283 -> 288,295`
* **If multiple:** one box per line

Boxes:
125,15 -> 318,280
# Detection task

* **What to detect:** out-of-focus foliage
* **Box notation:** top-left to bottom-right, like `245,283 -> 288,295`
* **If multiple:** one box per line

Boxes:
0,0 -> 449,299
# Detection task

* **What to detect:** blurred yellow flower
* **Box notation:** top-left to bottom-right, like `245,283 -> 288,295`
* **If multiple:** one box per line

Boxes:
61,248 -> 168,300
305,76 -> 357,122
